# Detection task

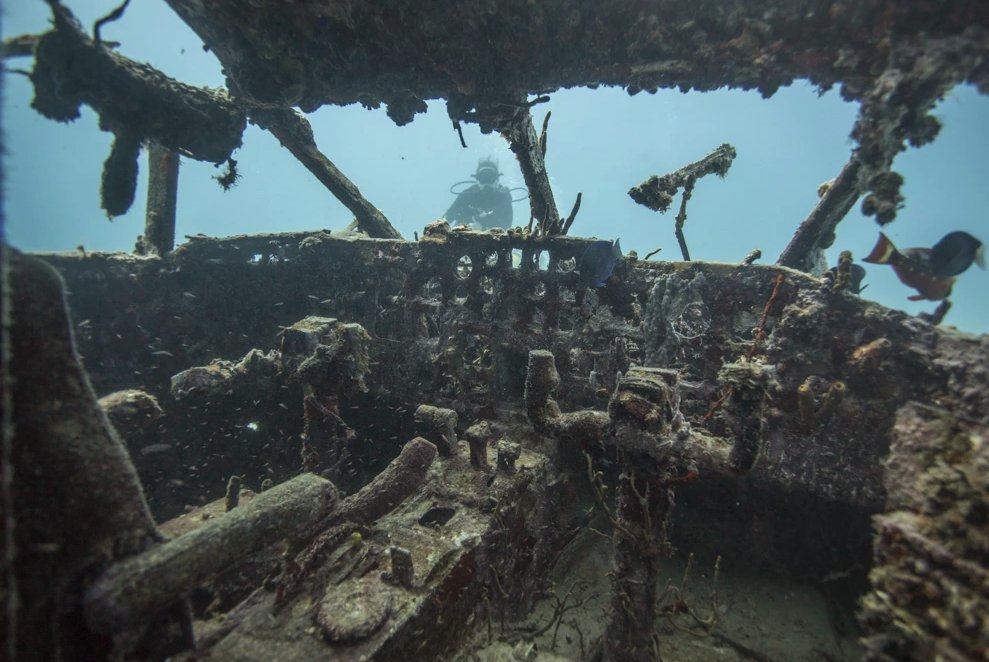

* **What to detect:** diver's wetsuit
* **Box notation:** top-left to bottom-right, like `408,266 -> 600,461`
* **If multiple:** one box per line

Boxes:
444,184 -> 513,230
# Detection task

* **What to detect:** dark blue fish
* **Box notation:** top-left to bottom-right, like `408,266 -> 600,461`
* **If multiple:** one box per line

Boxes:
929,231 -> 985,278
579,239 -> 622,288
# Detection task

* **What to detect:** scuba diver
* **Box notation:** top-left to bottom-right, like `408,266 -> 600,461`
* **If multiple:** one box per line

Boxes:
444,158 -> 514,230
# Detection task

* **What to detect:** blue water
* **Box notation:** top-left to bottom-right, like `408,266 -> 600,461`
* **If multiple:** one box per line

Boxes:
3,0 -> 988,332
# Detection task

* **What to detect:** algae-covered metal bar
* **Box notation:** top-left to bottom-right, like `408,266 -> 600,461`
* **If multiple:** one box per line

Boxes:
249,108 -> 403,240
84,473 -> 339,634
140,144 -> 180,255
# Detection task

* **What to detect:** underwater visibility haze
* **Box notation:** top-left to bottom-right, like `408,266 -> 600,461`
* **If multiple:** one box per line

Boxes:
3,2 -> 989,662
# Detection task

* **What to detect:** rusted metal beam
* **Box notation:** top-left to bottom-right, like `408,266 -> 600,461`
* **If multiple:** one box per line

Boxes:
503,107 -> 560,235
139,143 -> 180,255
629,144 -> 737,261
250,108 -> 403,240
83,473 -> 338,635
777,157 -> 861,272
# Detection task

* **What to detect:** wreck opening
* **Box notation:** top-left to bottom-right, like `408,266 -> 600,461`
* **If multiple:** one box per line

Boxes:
3,1 -> 989,661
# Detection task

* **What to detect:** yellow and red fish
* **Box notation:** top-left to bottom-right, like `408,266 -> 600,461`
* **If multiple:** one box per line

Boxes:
861,234 -> 937,301
863,231 -> 985,301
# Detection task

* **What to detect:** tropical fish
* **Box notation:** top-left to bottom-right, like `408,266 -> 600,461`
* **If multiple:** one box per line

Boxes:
929,231 -> 985,278
862,233 -> 955,301
579,239 -> 622,288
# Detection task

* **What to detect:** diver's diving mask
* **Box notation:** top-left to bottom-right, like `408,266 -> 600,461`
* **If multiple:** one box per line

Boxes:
475,166 -> 499,187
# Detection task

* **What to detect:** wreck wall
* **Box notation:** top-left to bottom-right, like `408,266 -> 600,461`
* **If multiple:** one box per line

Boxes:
35,230 -> 986,526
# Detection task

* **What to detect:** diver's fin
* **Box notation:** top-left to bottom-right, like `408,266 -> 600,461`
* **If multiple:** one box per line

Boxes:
862,233 -> 898,264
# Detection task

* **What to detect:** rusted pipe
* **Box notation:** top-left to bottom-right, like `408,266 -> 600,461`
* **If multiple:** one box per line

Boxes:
84,473 -> 339,634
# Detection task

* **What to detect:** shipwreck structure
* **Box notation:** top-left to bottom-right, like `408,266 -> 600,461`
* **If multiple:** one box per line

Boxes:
3,1 -> 989,661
